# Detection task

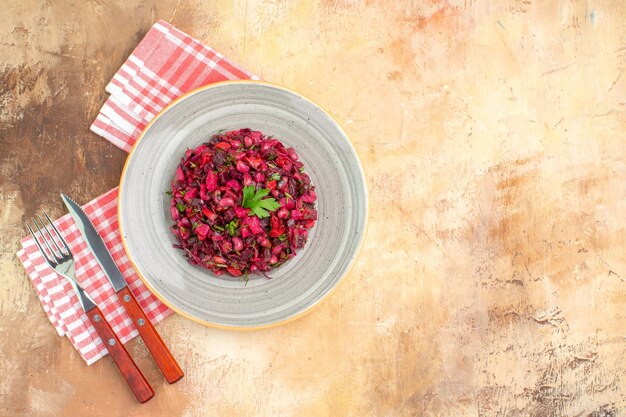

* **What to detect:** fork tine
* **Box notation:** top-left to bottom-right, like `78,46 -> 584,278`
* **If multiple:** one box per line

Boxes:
26,222 -> 54,264
43,212 -> 71,255
37,214 -> 65,256
33,217 -> 61,261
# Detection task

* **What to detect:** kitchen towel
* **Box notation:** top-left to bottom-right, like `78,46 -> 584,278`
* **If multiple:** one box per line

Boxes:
17,19 -> 255,364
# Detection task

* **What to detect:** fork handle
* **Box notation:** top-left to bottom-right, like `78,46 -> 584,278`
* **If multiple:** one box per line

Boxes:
117,287 -> 184,384
86,306 -> 154,403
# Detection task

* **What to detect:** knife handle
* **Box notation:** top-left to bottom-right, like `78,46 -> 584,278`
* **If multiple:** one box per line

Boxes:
117,287 -> 184,384
86,306 -> 155,403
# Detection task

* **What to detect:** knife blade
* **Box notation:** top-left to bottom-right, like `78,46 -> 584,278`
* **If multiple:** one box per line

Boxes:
61,194 -> 127,292
61,193 -> 184,384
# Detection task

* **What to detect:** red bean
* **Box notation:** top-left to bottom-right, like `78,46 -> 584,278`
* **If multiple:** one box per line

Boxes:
219,197 -> 235,207
277,208 -> 290,219
236,161 -> 249,173
287,147 -> 298,161
221,241 -> 233,253
257,236 -> 270,248
232,237 -> 244,251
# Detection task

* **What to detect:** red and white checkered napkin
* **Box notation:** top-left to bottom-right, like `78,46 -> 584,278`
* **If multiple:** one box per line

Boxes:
16,189 -> 170,364
91,19 -> 257,152
16,19 -> 255,364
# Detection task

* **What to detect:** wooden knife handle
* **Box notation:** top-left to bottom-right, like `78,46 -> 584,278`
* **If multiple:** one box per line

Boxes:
86,306 -> 155,403
117,287 -> 184,384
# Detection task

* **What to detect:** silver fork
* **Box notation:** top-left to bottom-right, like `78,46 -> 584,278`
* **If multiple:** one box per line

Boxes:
27,214 -> 154,403
27,213 -> 96,312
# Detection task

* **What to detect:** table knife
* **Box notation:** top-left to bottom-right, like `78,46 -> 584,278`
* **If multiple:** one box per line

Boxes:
62,194 -> 184,384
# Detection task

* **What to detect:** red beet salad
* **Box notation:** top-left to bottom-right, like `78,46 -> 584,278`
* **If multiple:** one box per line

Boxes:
169,128 -> 317,277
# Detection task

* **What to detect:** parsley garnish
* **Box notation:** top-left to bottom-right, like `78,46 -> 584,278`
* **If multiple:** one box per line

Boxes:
241,185 -> 281,219
268,173 -> 281,181
176,203 -> 186,212
165,190 -> 173,196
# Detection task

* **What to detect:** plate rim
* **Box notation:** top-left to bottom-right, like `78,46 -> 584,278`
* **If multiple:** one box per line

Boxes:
117,79 -> 369,331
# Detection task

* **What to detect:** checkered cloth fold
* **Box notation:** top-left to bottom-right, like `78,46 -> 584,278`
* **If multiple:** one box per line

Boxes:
16,20 -> 255,364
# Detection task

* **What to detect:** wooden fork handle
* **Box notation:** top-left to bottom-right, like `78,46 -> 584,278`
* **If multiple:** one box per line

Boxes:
117,287 -> 184,384
86,306 -> 154,403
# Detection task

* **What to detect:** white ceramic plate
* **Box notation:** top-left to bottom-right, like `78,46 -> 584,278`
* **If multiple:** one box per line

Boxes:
119,81 -> 367,329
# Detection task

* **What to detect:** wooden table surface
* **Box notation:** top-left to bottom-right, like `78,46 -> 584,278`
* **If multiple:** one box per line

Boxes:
1,1 -> 624,416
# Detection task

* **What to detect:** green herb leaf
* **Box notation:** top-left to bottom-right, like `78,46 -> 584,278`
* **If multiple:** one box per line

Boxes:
226,219 -> 239,236
269,173 -> 281,181
250,205 -> 270,219
254,188 -> 270,201
176,203 -> 186,212
278,234 -> 287,241
212,224 -> 225,232
242,185 -> 281,219
257,198 -> 280,211
299,166 -> 305,173
242,185 -> 255,207
165,190 -> 173,196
